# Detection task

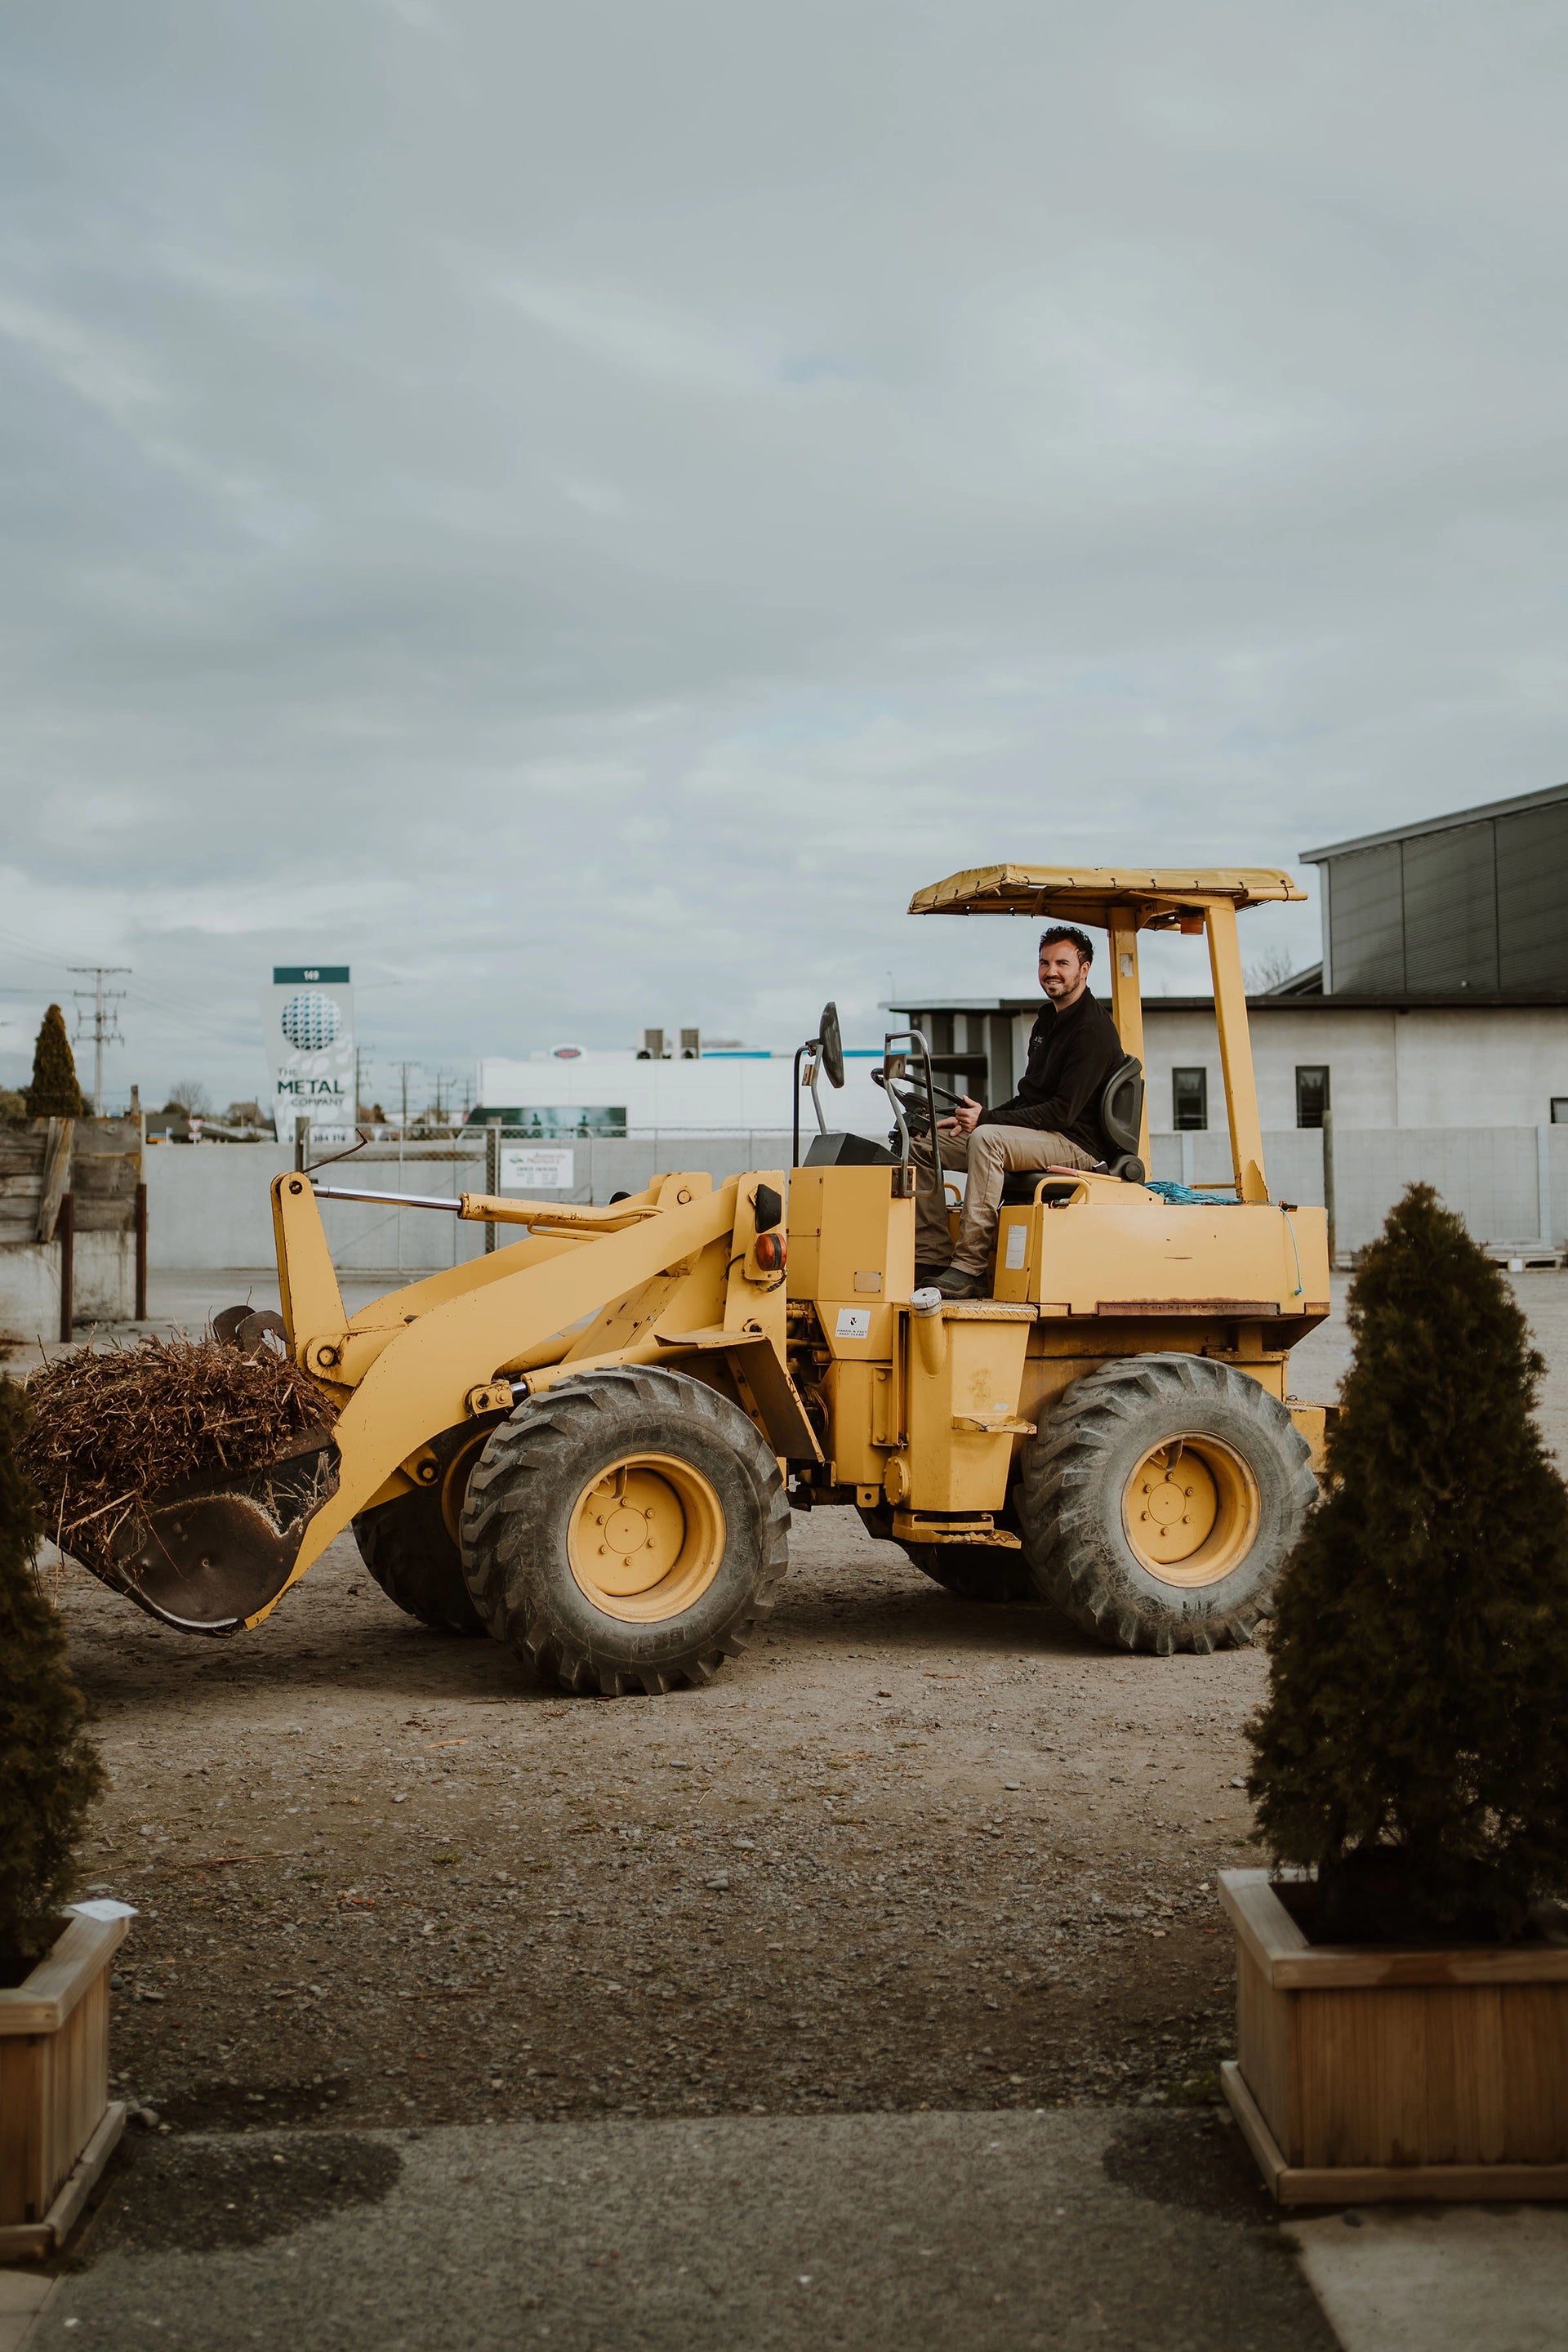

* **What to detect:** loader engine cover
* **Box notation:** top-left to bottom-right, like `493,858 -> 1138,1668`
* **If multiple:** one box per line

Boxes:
106,1437 -> 340,1635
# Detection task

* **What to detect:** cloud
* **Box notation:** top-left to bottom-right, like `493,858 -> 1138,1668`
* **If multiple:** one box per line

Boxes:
1,0 -> 1565,1107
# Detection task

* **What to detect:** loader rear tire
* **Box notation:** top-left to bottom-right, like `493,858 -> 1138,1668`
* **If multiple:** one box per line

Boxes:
352,1489 -> 486,1637
459,1365 -> 790,1696
1016,1354 -> 1316,1655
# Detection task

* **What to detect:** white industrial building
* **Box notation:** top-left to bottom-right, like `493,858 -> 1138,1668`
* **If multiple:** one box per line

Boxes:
478,786 -> 1568,1150
879,996 -> 1568,1140
895,783 -> 1568,1138
454,788 -> 1568,1258
1142,998 -> 1568,1136
473,1045 -> 893,1138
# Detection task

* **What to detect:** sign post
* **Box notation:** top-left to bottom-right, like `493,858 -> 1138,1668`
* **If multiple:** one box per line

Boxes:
484,1120 -> 501,1254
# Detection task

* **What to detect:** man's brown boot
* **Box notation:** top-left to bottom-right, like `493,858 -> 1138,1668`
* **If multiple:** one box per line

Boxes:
930,1263 -> 985,1299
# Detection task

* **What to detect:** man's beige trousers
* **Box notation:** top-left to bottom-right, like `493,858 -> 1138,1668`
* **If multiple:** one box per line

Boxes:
915,1123 -> 1098,1275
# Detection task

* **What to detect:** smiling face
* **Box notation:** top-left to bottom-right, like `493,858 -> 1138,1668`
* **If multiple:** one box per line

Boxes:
1038,936 -> 1090,1007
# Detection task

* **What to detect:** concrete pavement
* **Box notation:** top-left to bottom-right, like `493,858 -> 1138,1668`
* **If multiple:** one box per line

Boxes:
23,2108 -> 1335,2352
1292,2203 -> 1568,2352
10,2102 -> 1568,2352
0,2271 -> 54,2352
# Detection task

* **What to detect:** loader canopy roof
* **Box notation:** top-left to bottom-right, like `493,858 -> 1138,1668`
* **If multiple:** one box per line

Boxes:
907,865 -> 1304,929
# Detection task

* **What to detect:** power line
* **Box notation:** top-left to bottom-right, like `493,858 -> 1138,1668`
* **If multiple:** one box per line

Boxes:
69,965 -> 130,1116
0,928 -> 70,976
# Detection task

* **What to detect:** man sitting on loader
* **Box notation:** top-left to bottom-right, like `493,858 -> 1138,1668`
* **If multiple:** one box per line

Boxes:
916,924 -> 1125,1298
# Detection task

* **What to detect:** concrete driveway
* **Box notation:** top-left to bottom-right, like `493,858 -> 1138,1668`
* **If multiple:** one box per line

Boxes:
24,2107 -> 1333,2352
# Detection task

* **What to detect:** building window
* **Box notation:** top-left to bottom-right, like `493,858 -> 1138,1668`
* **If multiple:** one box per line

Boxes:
466,1105 -> 627,1136
1552,1100 -> 1568,1125
1295,1066 -> 1330,1129
1172,1068 -> 1208,1130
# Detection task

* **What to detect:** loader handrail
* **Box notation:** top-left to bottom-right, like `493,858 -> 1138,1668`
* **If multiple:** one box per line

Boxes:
878,1029 -> 942,1192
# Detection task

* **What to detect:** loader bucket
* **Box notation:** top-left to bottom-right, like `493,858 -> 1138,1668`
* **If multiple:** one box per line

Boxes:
105,1437 -> 339,1635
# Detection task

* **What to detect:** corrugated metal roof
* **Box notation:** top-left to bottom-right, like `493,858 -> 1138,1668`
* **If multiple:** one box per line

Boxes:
1301,780 -> 1568,864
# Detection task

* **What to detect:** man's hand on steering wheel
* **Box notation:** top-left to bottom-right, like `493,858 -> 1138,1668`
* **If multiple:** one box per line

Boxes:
938,1095 -> 983,1138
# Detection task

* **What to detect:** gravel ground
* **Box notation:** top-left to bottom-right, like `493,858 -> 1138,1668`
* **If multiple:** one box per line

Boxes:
60,1511 -> 1261,2133
33,1270 -> 1568,2142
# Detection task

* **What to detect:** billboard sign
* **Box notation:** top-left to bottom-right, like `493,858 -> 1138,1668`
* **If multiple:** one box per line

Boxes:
499,1144 -> 575,1192
263,965 -> 354,1147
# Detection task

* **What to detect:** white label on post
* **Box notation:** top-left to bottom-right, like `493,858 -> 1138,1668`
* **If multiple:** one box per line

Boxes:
835,1307 -> 871,1339
1004,1223 -> 1027,1271
500,1147 -> 575,1192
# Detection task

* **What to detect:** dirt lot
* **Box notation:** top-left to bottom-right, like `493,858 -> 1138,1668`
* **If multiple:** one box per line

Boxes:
38,1272 -> 1568,2140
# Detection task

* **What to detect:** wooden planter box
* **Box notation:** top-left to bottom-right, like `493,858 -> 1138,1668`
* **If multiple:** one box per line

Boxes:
0,1913 -> 129,2260
1220,1869 -> 1568,2206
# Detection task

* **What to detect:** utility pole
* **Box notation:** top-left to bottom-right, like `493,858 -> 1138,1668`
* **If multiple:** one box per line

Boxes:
69,965 -> 130,1116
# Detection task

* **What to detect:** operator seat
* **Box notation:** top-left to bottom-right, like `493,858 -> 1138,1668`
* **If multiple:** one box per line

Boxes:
995,1055 -> 1146,1202
1098,1055 -> 1146,1181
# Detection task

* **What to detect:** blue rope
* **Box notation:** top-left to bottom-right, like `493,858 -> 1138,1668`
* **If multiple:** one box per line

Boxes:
1144,1178 -> 1239,1205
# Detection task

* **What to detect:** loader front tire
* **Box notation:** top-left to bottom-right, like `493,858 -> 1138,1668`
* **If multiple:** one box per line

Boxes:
1016,1354 -> 1316,1655
352,1488 -> 486,1637
459,1365 -> 790,1696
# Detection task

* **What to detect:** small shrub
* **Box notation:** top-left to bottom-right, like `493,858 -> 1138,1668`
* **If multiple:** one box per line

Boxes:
0,1380 -> 105,1975
24,1004 -> 84,1120
1248,1183 -> 1568,1941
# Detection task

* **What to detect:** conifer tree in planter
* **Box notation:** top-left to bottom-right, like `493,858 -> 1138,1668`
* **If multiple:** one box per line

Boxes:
24,1004 -> 84,1120
1219,1185 -> 1568,2203
0,1379 -> 126,2260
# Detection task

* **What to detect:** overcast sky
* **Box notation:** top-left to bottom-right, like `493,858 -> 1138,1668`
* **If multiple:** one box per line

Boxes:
3,1 -> 1566,1110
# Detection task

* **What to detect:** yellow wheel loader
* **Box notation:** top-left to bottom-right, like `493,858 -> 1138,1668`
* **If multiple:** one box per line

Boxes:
111,867 -> 1332,1694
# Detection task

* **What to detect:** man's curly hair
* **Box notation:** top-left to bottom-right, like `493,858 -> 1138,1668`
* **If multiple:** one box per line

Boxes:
1040,924 -> 1094,962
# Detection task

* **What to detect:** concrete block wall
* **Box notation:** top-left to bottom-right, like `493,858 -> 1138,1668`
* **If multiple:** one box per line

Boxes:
141,1136 -> 799,1273
0,1232 -> 134,1334
142,1145 -> 487,1274
1149,1129 -> 1328,1207
137,1126 -> 1568,1281
1332,1125 -> 1568,1253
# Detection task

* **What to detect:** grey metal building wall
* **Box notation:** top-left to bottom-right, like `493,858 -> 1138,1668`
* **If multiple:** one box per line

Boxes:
1318,792 -> 1568,994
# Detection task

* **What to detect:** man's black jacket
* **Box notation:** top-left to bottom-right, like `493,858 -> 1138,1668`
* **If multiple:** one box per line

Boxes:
977,987 -> 1124,1155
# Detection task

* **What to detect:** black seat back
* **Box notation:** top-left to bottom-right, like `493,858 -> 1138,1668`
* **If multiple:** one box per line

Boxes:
1101,1056 -> 1143,1157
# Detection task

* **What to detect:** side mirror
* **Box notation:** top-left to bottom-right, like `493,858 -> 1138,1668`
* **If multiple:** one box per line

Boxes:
818,1001 -> 844,1090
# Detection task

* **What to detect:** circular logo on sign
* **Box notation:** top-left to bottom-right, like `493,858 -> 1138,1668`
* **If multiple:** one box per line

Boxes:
552,1044 -> 583,1060
281,990 -> 342,1052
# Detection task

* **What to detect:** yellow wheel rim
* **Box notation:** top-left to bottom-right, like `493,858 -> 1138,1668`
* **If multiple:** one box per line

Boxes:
1122,1436 -> 1260,1588
566,1453 -> 726,1623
